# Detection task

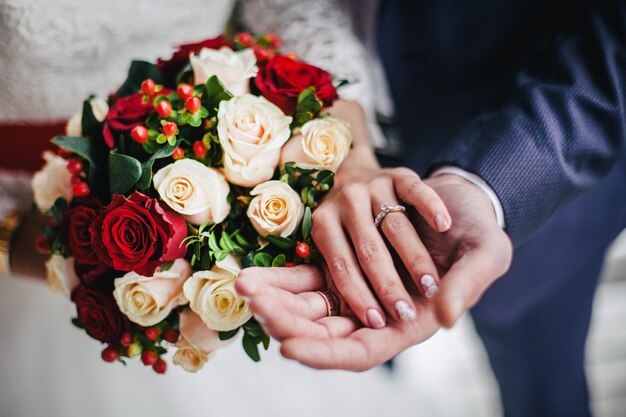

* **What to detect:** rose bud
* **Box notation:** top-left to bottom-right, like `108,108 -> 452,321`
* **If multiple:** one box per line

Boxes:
190,47 -> 258,96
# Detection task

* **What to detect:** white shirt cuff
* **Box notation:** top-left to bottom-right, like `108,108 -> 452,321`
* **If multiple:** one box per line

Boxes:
430,166 -> 506,229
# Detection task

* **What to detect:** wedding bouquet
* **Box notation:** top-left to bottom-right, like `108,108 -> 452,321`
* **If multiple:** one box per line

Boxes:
31,32 -> 352,374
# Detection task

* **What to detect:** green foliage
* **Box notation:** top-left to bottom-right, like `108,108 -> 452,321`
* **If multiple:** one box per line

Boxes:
291,87 -> 323,129
280,162 -> 334,209
109,151 -> 142,195
301,207 -> 312,240
81,98 -> 101,136
51,136 -> 97,167
241,318 -> 270,362
117,61 -> 163,97
201,76 -> 233,116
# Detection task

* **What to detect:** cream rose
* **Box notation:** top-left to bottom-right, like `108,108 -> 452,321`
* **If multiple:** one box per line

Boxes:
190,47 -> 258,96
172,309 -> 232,372
45,255 -> 79,297
217,94 -> 292,187
247,180 -> 304,238
182,255 -> 251,331
65,97 -> 109,136
280,117 -> 352,172
31,151 -> 73,212
153,159 -> 230,225
113,259 -> 191,327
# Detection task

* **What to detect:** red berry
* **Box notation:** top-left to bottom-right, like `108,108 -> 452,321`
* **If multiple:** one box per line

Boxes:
141,350 -> 157,366
120,332 -> 133,347
153,358 -> 167,374
177,83 -> 194,100
71,176 -> 82,185
72,181 -> 90,197
163,328 -> 180,344
141,78 -> 156,95
285,262 -> 296,268
155,100 -> 172,118
172,147 -> 185,160
185,96 -> 201,113
101,346 -> 119,363
265,33 -> 282,49
66,159 -> 83,175
145,327 -> 159,341
57,148 -> 73,159
192,140 -> 207,158
162,121 -> 177,137
236,32 -> 254,47
253,45 -> 275,62
295,242 -> 310,258
131,126 -> 149,144
35,235 -> 49,254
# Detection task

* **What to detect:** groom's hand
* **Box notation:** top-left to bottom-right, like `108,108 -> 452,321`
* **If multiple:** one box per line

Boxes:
235,173 -> 513,370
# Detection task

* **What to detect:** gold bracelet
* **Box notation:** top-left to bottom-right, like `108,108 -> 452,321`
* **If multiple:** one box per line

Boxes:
0,212 -> 23,275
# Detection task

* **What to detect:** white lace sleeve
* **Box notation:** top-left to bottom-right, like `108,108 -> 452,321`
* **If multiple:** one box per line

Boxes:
236,0 -> 386,148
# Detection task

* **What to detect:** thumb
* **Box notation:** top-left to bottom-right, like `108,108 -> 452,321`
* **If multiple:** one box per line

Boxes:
433,234 -> 512,328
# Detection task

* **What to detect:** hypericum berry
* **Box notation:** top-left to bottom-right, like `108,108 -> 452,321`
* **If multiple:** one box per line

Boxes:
57,148 -> 73,159
130,125 -> 149,144
162,121 -> 177,137
120,332 -> 133,347
127,342 -> 142,357
185,96 -> 201,113
141,350 -> 158,366
172,147 -> 185,160
203,119 -> 213,129
145,327 -> 159,341
285,262 -> 296,268
155,100 -> 172,118
72,181 -> 90,197
35,235 -> 49,254
265,33 -> 282,49
295,242 -> 310,258
192,140 -> 207,158
71,176 -> 83,185
253,45 -> 275,62
66,159 -> 83,175
235,31 -> 254,47
101,346 -> 119,363
177,83 -> 194,100
162,328 -> 180,344
153,358 -> 167,374
141,78 -> 156,96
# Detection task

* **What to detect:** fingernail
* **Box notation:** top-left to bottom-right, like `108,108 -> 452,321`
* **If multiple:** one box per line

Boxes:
421,274 -> 439,298
395,300 -> 417,321
366,309 -> 386,329
434,213 -> 450,231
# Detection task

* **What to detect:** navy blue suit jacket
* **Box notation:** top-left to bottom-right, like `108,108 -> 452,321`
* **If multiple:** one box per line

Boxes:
377,0 -> 626,244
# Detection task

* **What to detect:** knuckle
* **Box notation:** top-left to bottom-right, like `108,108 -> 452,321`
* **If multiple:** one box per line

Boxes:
377,281 -> 403,301
341,183 -> 368,204
328,257 -> 351,278
356,240 -> 382,265
403,179 -> 425,197
406,256 -> 434,278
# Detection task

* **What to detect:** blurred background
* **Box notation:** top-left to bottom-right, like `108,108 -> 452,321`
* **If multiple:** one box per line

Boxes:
1,0 -> 625,416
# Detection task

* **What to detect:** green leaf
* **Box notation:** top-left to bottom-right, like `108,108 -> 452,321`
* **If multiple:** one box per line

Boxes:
151,140 -> 180,160
136,159 -> 154,190
50,197 -> 68,222
301,207 -> 312,240
203,76 -> 233,113
243,319 -> 264,338
290,87 -> 323,129
219,328 -> 240,341
242,334 -> 261,362
272,254 -> 286,267
117,61 -> 163,97
81,99 -> 100,136
71,318 -> 84,329
109,151 -> 142,195
51,136 -> 96,166
266,235 -> 296,250
261,333 -> 270,350
253,252 -> 273,268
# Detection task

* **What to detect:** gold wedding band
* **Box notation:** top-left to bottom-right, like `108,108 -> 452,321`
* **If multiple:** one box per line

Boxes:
316,290 -> 340,317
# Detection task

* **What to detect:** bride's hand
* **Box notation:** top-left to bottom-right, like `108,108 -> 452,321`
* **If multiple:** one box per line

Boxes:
319,101 -> 452,328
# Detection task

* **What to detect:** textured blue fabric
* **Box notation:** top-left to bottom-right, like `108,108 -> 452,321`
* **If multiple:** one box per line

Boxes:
377,1 -> 626,415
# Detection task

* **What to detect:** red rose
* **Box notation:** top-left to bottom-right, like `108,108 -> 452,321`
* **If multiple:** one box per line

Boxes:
72,284 -> 129,344
102,93 -> 153,149
89,192 -> 187,276
157,35 -> 231,83
255,55 -> 339,115
62,202 -> 101,266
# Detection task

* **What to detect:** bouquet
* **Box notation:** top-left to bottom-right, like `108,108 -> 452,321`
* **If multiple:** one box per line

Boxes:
31,32 -> 352,374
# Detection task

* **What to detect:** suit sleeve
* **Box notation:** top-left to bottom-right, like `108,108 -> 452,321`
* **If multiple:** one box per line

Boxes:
432,1 -> 626,245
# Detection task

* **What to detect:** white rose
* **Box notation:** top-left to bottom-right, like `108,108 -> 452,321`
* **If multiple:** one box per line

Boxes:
65,97 -> 109,136
153,159 -> 230,225
190,47 -> 258,96
247,180 -> 304,238
45,255 -> 79,297
280,117 -> 352,172
113,259 -> 191,327
183,255 -> 251,331
217,94 -> 292,187
172,309 -> 232,372
31,151 -> 73,212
